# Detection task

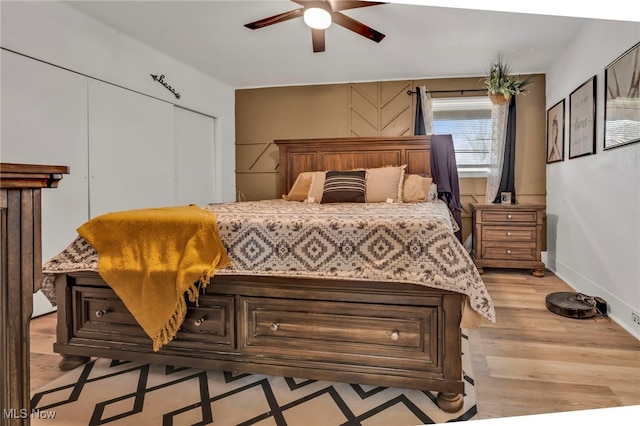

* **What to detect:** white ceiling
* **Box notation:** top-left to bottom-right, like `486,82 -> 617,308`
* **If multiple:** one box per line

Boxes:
64,0 -> 632,89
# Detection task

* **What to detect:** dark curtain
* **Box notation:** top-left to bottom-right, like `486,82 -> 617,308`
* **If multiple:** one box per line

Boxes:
429,134 -> 463,243
492,96 -> 518,204
414,87 -> 426,135
415,91 -> 463,242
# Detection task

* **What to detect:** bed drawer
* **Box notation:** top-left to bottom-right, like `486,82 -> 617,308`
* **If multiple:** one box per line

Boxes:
481,225 -> 536,242
71,286 -> 235,349
238,296 -> 440,371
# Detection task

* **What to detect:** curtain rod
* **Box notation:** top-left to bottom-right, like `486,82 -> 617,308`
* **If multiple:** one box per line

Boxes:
406,89 -> 486,95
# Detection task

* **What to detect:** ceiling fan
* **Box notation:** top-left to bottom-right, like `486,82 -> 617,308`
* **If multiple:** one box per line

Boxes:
244,0 -> 386,53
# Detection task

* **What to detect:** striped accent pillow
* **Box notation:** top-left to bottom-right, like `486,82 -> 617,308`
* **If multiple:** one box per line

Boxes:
321,170 -> 366,203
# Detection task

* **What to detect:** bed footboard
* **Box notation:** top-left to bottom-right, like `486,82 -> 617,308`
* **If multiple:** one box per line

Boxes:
54,271 -> 465,413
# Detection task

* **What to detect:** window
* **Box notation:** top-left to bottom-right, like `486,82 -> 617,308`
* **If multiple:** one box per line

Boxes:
431,96 -> 493,177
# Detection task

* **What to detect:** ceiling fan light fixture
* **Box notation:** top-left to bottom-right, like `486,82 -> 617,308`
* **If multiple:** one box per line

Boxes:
303,7 -> 331,30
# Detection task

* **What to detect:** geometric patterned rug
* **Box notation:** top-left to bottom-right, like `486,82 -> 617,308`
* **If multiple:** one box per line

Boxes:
31,335 -> 476,425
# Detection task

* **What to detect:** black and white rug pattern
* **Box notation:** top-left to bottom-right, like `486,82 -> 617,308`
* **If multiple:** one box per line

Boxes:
31,336 -> 476,425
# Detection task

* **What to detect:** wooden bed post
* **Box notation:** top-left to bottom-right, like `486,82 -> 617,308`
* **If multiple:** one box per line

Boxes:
437,293 -> 464,412
1,163 -> 68,424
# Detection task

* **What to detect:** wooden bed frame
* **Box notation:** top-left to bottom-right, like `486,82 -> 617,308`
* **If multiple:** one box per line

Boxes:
53,135 -> 467,413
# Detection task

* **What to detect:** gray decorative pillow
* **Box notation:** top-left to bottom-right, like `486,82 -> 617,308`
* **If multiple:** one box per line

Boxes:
321,170 -> 366,203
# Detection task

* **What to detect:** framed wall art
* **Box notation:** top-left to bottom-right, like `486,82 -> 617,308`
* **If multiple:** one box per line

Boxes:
604,42 -> 640,150
546,99 -> 565,163
569,75 -> 597,159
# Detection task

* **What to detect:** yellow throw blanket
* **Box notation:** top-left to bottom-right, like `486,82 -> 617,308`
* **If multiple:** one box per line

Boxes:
77,205 -> 230,351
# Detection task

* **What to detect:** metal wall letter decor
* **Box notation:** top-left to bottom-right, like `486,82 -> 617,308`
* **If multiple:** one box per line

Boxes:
150,74 -> 181,99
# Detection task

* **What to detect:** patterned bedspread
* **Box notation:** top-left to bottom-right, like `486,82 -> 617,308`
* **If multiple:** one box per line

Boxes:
42,199 -> 495,322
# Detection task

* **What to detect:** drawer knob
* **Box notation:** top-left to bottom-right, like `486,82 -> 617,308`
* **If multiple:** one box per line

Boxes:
194,317 -> 205,327
95,310 -> 107,318
507,250 -> 512,254
390,330 -> 400,341
270,322 -> 280,332
507,214 -> 513,219
507,231 -> 512,236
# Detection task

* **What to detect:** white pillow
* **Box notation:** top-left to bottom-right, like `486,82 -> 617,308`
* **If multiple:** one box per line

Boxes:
306,171 -> 326,203
429,182 -> 438,201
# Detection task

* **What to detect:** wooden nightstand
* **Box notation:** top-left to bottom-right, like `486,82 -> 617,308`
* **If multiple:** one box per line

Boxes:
471,203 -> 546,277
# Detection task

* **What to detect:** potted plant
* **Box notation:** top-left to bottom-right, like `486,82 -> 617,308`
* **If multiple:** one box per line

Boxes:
484,57 -> 531,104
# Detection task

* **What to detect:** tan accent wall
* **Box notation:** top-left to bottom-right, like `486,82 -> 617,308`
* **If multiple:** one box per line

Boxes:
235,74 -> 547,244
349,81 -> 413,137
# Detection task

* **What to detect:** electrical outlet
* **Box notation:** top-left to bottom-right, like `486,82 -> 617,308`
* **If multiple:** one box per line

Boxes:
633,312 -> 640,326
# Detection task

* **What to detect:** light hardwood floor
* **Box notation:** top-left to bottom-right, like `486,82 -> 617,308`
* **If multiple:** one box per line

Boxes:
30,269 -> 640,421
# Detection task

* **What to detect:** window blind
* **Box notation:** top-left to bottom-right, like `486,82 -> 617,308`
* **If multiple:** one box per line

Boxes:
432,96 -> 493,173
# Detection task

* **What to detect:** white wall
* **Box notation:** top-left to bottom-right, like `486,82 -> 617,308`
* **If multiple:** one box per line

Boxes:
0,0 -> 237,317
0,0 -> 236,202
546,20 -> 640,338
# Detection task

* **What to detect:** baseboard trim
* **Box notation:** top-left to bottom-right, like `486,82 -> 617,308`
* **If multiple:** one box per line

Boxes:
544,253 -> 639,340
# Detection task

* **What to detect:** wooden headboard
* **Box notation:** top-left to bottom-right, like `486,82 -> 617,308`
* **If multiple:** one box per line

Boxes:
274,136 -> 432,195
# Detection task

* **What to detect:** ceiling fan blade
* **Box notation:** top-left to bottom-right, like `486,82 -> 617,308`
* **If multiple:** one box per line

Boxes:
332,12 -> 385,43
311,28 -> 326,52
244,8 -> 304,29
328,1 -> 386,12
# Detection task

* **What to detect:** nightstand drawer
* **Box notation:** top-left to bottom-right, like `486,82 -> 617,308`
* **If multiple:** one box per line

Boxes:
482,226 -> 536,241
482,244 -> 537,261
481,210 -> 537,223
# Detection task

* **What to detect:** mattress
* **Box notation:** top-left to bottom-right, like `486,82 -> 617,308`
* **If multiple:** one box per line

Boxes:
42,199 -> 495,322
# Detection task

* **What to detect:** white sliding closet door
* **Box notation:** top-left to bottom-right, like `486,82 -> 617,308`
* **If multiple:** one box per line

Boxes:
174,107 -> 216,206
88,80 -> 175,218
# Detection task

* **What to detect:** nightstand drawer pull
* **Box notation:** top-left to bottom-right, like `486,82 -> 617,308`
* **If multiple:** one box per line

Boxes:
390,330 -> 400,341
194,317 -> 205,327
507,214 -> 512,219
270,322 -> 280,332
507,232 -> 512,236
95,310 -> 107,318
507,250 -> 512,254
